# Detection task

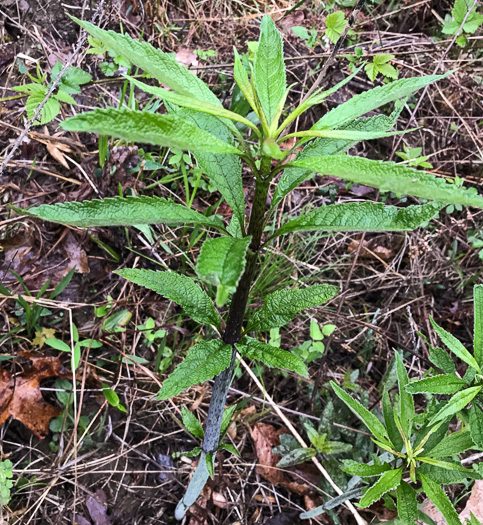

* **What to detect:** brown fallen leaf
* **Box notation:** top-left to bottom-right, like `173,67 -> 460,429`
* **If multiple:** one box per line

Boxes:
44,127 -> 73,169
0,353 -> 69,438
86,489 -> 112,525
32,327 -> 56,349
250,423 -> 286,486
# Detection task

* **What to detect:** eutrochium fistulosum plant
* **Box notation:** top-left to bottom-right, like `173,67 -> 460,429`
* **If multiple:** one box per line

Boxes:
11,14 -> 483,520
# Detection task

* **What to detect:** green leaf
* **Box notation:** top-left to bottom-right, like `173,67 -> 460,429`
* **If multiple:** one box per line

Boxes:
55,89 -> 77,105
322,440 -> 352,454
233,48 -> 258,117
181,406 -> 204,439
470,403 -> 483,449
61,108 -> 242,155
430,386 -> 483,425
427,429 -> 476,458
289,156 -> 483,209
196,236 -> 251,307
474,285 -> 483,367
72,16 -> 220,105
44,338 -> 71,352
312,72 -> 450,131
341,460 -> 392,477
396,481 -> 418,525
220,405 -> 237,437
126,75 -> 257,136
274,201 -> 441,238
218,443 -> 240,456
395,351 -> 415,436
11,195 -> 224,230
406,375 -> 467,395
157,340 -> 232,399
429,345 -> 456,375
26,91 -> 60,125
116,269 -> 220,328
419,473 -> 461,525
236,337 -> 308,377
358,468 -> 402,508
430,317 -> 482,373
56,65 -> 92,94
284,127 -> 413,142
383,389 -> 404,451
331,381 -> 388,443
466,513 -> 483,525
276,447 -> 317,468
272,102 -> 406,209
177,110 -> 246,226
324,11 -> 347,44
245,284 -> 339,332
253,15 -> 286,125
418,462 -> 481,484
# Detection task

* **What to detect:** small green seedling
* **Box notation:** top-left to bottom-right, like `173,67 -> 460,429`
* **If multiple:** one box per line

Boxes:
12,61 -> 91,124
11,14 -> 483,520
291,26 -> 319,49
442,0 -> 483,47
0,459 -> 13,505
325,11 -> 347,44
395,145 -> 433,169
332,351 -> 481,525
365,54 -> 398,82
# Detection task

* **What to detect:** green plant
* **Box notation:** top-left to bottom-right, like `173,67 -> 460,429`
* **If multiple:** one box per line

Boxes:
331,350 -> 482,524
10,14 -> 483,520
442,0 -> 483,47
325,11 -> 348,44
364,53 -> 399,82
292,26 -> 320,49
12,61 -> 92,124
406,285 -> 483,451
0,459 -> 13,505
395,144 -> 433,169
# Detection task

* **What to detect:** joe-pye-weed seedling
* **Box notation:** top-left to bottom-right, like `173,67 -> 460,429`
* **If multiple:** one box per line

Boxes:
10,14 -> 483,521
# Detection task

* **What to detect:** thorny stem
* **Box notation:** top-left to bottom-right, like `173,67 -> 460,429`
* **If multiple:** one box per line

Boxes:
175,160 -> 271,520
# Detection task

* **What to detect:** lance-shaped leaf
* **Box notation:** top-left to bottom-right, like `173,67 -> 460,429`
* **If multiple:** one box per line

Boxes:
271,100 -> 405,210
11,196 -> 224,230
126,75 -> 259,137
428,429 -> 476,458
233,48 -> 259,117
253,15 -> 286,125
236,337 -> 308,377
181,406 -> 204,439
358,468 -> 402,508
196,236 -> 251,307
331,381 -> 388,443
396,481 -> 418,525
61,108 -> 242,155
115,269 -> 220,328
469,403 -> 483,449
245,284 -> 339,332
178,110 -> 246,227
383,389 -> 404,451
313,72 -> 450,131
341,460 -> 392,477
395,351 -> 415,437
273,202 -> 441,238
289,156 -> 483,208
429,386 -> 483,425
157,340 -> 232,399
73,17 -> 220,105
281,126 -> 414,143
474,285 -> 483,367
406,375 -> 467,394
430,317 -> 482,373
419,474 -> 461,525
299,487 -> 364,519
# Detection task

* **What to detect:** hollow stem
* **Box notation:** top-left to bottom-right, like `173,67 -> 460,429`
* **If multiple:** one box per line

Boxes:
175,162 -> 271,520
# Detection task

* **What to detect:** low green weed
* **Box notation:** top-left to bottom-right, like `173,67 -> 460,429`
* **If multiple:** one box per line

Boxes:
442,0 -> 483,47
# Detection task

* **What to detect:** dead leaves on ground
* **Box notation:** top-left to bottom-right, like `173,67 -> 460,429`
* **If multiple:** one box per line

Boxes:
0,352 -> 70,438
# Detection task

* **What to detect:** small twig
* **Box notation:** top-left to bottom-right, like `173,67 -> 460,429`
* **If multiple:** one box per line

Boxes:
300,0 -> 367,105
0,1 -> 106,176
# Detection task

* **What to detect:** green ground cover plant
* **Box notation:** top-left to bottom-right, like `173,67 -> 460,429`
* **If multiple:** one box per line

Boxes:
9,13 -> 483,521
332,285 -> 483,524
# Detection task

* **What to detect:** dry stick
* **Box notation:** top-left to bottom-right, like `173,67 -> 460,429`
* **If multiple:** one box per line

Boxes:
300,0 -> 367,105
391,0 -> 480,158
238,358 -> 368,525
0,0 -> 106,176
